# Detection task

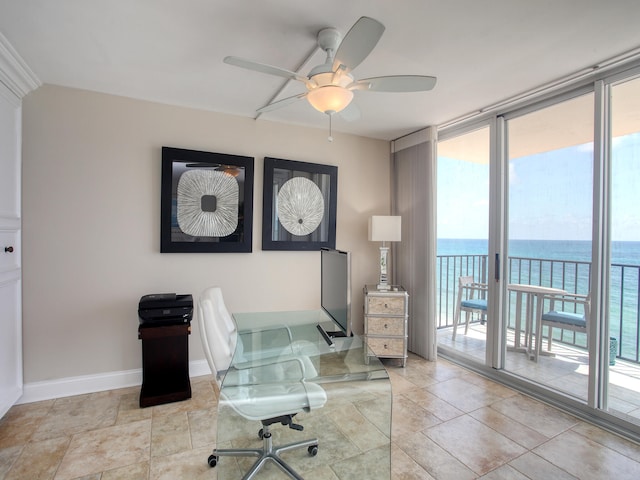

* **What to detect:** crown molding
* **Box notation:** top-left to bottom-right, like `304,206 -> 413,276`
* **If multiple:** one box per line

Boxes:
0,31 -> 41,100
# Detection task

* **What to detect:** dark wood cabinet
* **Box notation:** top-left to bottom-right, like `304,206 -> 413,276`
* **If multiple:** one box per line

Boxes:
138,324 -> 191,407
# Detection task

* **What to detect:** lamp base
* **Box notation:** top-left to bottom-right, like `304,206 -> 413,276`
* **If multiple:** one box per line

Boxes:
377,283 -> 391,291
378,246 -> 390,290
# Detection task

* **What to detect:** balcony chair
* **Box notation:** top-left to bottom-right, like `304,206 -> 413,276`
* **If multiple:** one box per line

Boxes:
452,275 -> 488,340
535,292 -> 590,361
197,286 -> 327,480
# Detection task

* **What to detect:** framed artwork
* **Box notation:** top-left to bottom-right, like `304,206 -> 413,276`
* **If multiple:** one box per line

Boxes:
262,157 -> 337,251
161,147 -> 254,253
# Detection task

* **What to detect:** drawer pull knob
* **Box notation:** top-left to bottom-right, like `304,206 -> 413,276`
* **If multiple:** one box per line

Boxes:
384,303 -> 388,308
384,323 -> 389,329
384,344 -> 388,349
4,246 -> 13,253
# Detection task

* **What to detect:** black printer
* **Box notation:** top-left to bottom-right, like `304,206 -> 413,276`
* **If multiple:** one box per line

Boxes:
138,293 -> 193,326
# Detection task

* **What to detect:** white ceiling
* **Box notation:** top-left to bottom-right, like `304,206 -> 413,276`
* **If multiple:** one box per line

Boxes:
1,0 -> 640,141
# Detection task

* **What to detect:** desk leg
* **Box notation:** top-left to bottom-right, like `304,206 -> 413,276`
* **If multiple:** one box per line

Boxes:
525,294 -> 534,358
533,295 -> 555,361
508,291 -> 529,354
534,295 -> 543,362
514,292 -> 522,348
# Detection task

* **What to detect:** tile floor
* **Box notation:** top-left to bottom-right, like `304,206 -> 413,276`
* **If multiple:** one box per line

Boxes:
438,322 -> 640,422
2,355 -> 640,479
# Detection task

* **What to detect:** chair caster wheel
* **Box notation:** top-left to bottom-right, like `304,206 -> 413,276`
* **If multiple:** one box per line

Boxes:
258,428 -> 264,439
308,445 -> 318,456
208,454 -> 218,467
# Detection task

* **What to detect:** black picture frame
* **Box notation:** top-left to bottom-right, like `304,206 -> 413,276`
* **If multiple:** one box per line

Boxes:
262,157 -> 337,251
161,147 -> 254,253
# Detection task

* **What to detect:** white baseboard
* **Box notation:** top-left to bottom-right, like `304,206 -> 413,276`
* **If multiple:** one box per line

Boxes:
1,385 -> 23,418
17,360 -> 211,404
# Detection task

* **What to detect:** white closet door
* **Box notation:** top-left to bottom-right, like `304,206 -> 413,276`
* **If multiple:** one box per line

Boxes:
0,82 -> 22,418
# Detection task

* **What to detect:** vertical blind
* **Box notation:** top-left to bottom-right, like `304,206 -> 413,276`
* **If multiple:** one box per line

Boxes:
391,127 -> 438,360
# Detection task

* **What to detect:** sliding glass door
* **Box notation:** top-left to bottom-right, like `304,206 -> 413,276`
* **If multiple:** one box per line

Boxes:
436,126 -> 490,362
607,76 -> 640,425
435,63 -> 640,441
503,93 -> 595,401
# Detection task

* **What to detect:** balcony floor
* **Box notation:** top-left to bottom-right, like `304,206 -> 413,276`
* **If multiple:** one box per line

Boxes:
438,323 -> 640,425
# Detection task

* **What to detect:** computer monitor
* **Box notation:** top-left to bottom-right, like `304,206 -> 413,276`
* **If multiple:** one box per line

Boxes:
320,248 -> 352,337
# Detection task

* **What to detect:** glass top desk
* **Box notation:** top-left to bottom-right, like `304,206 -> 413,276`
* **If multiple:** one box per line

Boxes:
216,309 -> 391,479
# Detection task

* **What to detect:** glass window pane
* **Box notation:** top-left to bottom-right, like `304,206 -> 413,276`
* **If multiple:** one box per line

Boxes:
608,76 -> 640,425
436,126 -> 490,362
505,93 -> 594,401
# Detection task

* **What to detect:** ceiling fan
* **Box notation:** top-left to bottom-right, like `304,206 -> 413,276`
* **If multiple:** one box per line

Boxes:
223,16 -> 437,121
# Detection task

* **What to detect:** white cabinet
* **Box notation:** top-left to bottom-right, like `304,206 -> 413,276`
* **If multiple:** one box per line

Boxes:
364,285 -> 409,367
0,81 -> 22,418
0,34 -> 38,417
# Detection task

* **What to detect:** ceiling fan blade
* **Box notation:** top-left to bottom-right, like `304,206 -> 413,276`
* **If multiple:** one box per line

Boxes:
338,102 -> 361,122
256,92 -> 308,113
332,17 -> 385,73
224,56 -> 311,86
350,75 -> 437,92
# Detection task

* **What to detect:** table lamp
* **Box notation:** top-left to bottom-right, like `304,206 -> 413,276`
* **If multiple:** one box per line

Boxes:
368,215 -> 402,290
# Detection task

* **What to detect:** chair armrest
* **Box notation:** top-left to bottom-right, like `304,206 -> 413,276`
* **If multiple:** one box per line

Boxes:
543,292 -> 590,305
239,324 -> 294,342
542,292 -> 590,315
235,354 -> 303,371
238,324 -> 296,361
230,355 -> 312,386
460,282 -> 488,299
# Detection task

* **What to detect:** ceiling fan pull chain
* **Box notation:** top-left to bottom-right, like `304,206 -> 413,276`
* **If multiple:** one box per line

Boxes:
328,114 -> 334,142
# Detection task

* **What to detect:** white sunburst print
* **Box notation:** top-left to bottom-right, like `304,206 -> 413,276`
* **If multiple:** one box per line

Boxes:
177,169 -> 239,237
277,177 -> 324,236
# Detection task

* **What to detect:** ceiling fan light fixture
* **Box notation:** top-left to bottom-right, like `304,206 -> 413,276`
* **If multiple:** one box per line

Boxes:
306,85 -> 354,114
224,16 -> 436,125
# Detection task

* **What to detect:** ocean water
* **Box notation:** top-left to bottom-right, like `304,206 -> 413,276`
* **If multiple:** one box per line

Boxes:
436,238 -> 640,360
438,238 -> 640,265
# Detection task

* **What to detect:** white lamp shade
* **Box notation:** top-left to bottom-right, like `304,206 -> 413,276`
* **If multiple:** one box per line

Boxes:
307,86 -> 354,114
368,216 -> 402,242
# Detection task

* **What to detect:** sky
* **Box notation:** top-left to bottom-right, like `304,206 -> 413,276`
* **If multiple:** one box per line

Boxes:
437,132 -> 640,242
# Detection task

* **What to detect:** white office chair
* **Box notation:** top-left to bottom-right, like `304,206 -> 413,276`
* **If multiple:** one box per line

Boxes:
452,275 -> 488,340
197,286 -> 327,480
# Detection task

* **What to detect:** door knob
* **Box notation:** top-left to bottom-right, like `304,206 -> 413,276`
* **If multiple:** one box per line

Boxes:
4,246 -> 14,253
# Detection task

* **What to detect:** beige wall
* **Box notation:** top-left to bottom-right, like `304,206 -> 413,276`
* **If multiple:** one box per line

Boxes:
21,85 -> 390,383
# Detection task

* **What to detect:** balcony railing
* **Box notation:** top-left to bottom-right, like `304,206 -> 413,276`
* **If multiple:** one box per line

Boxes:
436,254 -> 640,364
